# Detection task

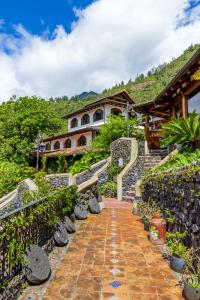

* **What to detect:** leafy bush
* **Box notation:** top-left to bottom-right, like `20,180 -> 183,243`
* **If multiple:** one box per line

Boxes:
166,231 -> 188,258
149,148 -> 200,174
92,115 -> 141,151
0,161 -> 36,198
0,162 -> 21,198
184,248 -> 200,288
69,151 -> 109,175
99,180 -> 117,197
161,112 -> 200,148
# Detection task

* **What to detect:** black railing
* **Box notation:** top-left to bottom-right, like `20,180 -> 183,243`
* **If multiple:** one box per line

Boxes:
0,186 -> 77,289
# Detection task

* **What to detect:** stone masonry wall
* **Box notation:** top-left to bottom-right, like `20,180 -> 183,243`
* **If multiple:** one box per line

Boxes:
122,141 -> 145,195
122,156 -> 145,194
111,139 -> 131,169
45,174 -> 70,188
75,160 -> 107,185
142,161 -> 200,248
78,182 -> 99,208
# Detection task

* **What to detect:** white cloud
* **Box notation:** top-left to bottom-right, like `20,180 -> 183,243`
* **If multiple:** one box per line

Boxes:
0,0 -> 199,101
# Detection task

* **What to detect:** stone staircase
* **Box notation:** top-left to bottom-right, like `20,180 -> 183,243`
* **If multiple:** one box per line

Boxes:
122,153 -> 162,202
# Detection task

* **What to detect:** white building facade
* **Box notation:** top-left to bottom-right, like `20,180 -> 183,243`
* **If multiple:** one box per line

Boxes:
43,91 -> 135,154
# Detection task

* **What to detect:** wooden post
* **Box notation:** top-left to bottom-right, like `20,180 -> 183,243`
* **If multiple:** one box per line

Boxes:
171,103 -> 176,118
181,94 -> 188,119
144,114 -> 149,154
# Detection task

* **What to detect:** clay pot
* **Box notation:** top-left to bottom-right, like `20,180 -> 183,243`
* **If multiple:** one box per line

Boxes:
151,215 -> 166,243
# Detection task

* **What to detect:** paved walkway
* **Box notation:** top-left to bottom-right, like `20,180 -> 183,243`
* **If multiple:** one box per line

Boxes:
21,199 -> 184,300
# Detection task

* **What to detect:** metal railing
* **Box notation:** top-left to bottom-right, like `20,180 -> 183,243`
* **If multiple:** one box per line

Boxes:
0,189 -> 74,287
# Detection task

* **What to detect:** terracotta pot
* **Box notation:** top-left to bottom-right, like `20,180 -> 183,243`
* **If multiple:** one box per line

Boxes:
151,216 -> 166,243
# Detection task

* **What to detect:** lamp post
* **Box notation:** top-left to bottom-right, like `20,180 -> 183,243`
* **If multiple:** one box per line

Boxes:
35,134 -> 45,171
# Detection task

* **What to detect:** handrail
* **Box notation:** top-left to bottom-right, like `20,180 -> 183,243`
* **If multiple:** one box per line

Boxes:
0,196 -> 46,221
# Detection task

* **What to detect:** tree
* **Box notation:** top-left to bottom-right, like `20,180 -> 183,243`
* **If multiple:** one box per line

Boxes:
0,96 -> 62,165
92,115 -> 141,151
161,112 -> 200,148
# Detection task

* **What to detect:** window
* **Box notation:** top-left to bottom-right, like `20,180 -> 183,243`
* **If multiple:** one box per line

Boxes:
46,143 -> 50,151
70,118 -> 78,128
111,108 -> 122,116
64,139 -> 71,148
54,141 -> 60,150
77,135 -> 87,146
93,109 -> 103,122
81,114 -> 90,125
188,91 -> 200,114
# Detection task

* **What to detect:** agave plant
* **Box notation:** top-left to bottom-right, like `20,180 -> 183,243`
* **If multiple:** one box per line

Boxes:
161,112 -> 200,148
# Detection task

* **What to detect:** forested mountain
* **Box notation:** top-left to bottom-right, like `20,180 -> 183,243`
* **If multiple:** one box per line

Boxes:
100,43 -> 200,103
49,43 -> 200,125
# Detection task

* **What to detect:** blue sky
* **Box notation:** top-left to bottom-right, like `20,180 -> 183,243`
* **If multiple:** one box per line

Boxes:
0,0 -> 199,101
0,0 -> 93,35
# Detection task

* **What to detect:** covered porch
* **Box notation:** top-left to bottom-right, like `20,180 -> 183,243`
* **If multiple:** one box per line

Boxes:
134,48 -> 200,150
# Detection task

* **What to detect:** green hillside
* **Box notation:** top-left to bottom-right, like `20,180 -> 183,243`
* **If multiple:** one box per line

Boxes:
99,43 -> 200,104
48,43 -> 200,135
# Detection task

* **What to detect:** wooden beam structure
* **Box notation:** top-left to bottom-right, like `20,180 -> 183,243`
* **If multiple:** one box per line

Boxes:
134,48 -> 200,149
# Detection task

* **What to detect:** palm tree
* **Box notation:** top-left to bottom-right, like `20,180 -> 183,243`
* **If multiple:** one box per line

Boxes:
161,112 -> 200,148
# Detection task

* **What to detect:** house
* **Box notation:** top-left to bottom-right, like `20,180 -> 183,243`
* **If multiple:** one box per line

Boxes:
43,91 -> 135,155
134,48 -> 200,150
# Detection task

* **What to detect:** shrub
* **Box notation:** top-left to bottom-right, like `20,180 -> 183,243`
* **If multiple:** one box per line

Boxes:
69,151 -> 109,175
161,112 -> 200,148
148,147 -> 200,174
166,231 -> 188,258
92,115 -> 141,151
0,179 -> 78,287
99,180 -> 117,198
0,162 -> 35,198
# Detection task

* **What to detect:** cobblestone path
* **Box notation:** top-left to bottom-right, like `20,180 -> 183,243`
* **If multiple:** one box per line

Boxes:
21,199 -> 184,300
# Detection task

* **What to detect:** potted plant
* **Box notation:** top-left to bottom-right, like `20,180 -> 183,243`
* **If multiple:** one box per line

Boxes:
149,225 -> 159,241
141,215 -> 151,231
183,248 -> 200,300
166,231 -> 188,273
164,209 -> 175,232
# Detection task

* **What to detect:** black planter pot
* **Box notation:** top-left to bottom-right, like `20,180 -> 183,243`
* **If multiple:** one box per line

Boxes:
183,280 -> 200,300
169,255 -> 185,273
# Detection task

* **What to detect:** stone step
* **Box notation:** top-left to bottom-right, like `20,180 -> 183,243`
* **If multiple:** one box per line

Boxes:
144,163 -> 160,168
122,195 -> 134,203
139,155 -> 162,160
126,191 -> 135,197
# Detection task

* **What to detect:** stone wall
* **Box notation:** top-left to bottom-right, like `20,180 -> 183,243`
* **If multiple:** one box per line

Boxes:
75,160 -> 108,185
45,174 -> 71,188
97,168 -> 109,187
122,156 -> 145,194
78,182 -> 99,208
111,138 -> 132,169
142,160 -> 200,248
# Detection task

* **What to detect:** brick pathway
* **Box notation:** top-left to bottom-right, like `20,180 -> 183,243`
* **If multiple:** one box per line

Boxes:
37,198 -> 183,300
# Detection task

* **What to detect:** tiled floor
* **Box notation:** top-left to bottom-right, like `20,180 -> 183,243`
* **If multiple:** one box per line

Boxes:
20,199 -> 184,300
